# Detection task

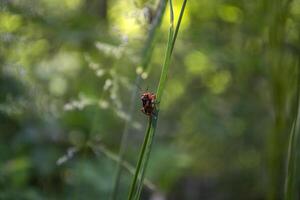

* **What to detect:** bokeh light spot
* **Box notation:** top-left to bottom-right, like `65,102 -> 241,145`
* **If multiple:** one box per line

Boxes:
0,12 -> 22,33
185,51 -> 212,75
217,4 -> 242,23
49,76 -> 67,96
206,70 -> 231,94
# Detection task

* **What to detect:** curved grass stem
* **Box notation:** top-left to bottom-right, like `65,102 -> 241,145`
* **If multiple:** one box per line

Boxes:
110,1 -> 168,199
127,119 -> 153,200
127,0 -> 187,199
284,59 -> 300,200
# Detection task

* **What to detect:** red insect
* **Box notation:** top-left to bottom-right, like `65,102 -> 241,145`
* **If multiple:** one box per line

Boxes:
140,92 -> 157,116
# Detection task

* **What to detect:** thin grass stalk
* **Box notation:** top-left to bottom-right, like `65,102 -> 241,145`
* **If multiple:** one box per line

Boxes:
155,8 -> 174,102
134,2 -> 187,198
265,0 -> 293,198
128,5 -> 174,200
170,0 -> 187,54
127,119 -> 153,200
127,0 -> 187,199
284,60 -> 300,200
156,0 -> 187,100
133,118 -> 157,200
135,0 -> 187,198
285,122 -> 297,200
110,1 -> 168,199
143,0 -> 169,73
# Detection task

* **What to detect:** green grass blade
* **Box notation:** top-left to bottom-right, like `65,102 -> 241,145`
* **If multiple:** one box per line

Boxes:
127,120 -> 153,200
171,0 -> 187,54
127,0 -> 187,199
132,23 -> 175,199
134,119 -> 157,200
284,61 -> 300,200
142,0 -> 169,73
111,1 -> 168,199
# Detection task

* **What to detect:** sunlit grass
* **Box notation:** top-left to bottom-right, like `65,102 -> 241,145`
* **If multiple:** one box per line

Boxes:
161,0 -> 190,32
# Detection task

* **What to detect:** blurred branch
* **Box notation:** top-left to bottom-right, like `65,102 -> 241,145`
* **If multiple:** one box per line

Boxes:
88,142 -> 156,191
55,140 -> 157,192
56,147 -> 79,166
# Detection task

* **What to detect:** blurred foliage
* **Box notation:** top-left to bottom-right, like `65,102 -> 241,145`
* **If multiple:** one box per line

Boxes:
0,0 -> 300,199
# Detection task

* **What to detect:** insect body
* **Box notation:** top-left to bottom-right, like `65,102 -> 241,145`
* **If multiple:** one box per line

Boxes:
140,92 -> 157,116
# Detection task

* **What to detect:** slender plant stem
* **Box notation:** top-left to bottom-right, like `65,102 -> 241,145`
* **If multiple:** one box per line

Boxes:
142,0 -> 169,73
133,118 -> 157,200
132,31 -> 172,200
127,0 -> 187,199
170,0 -> 187,54
134,2 -> 187,197
265,0 -> 293,198
128,4 -> 174,199
284,58 -> 300,200
127,119 -> 153,200
156,1 -> 174,102
110,1 -> 168,199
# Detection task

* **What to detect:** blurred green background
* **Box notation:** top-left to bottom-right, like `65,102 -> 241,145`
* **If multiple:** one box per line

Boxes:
1,0 -> 300,199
